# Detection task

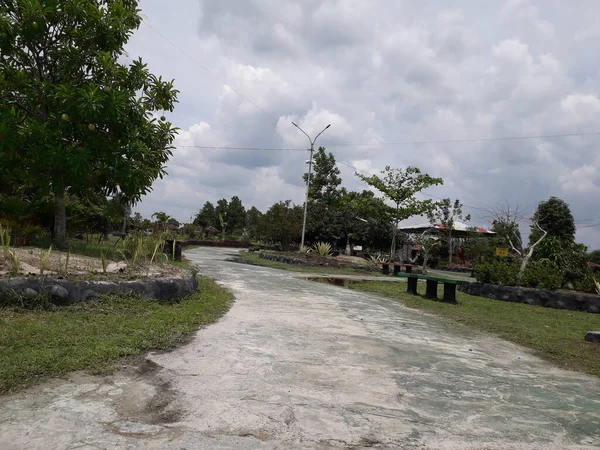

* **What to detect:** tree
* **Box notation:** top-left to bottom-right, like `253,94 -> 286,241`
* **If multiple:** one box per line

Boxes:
166,217 -> 180,228
256,200 -> 303,249
427,198 -> 471,264
303,147 -> 342,203
529,197 -> 576,246
226,196 -> 246,235
193,201 -> 218,228
414,231 -> 438,273
245,206 -> 262,240
0,1 -> 179,242
485,202 -> 547,279
152,211 -> 171,230
303,147 -> 345,245
357,166 -> 443,260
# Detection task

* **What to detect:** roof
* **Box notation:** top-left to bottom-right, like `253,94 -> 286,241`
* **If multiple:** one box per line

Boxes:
399,221 -> 495,236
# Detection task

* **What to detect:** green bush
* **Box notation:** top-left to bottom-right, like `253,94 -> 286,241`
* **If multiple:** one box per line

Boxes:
472,260 -> 519,285
522,260 -> 563,290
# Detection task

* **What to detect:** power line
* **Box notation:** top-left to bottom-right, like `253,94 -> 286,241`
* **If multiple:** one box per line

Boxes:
324,131 -> 600,147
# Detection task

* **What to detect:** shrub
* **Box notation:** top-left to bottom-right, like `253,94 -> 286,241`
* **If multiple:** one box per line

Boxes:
472,260 -> 519,285
312,242 -> 332,256
522,260 -> 563,290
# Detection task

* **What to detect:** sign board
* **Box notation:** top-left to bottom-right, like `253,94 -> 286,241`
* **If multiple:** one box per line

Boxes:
354,245 -> 363,251
495,247 -> 509,257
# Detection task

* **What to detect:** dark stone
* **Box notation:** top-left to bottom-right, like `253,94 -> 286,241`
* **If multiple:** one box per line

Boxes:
49,285 -> 69,300
459,282 -> 600,314
584,331 -> 600,343
22,288 -> 38,299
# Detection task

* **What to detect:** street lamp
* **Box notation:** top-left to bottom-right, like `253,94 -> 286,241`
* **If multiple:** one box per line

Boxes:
292,121 -> 331,250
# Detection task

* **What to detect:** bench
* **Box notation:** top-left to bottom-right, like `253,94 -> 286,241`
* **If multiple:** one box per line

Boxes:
395,273 -> 470,303
378,262 -> 417,275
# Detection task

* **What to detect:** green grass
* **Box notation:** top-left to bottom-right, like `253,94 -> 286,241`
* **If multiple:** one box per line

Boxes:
0,277 -> 232,394
240,251 -> 383,276
349,281 -> 600,377
66,239 -> 124,260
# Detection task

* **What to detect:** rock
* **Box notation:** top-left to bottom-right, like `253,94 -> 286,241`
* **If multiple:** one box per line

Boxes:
49,285 -> 69,300
584,331 -> 600,343
22,288 -> 38,299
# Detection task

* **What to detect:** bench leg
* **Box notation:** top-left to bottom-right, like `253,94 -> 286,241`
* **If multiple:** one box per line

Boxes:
382,264 -> 390,275
393,265 -> 401,275
442,283 -> 457,303
406,277 -> 418,295
425,280 -> 438,299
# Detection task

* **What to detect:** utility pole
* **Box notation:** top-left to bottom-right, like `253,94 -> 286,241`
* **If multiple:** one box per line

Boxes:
292,122 -> 331,250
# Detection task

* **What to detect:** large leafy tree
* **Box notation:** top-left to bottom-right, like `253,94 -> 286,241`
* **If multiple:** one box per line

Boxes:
357,166 -> 443,259
303,146 -> 342,203
529,196 -> 576,245
303,147 -> 346,245
0,0 -> 179,242
193,201 -> 218,228
256,200 -> 303,249
226,195 -> 246,234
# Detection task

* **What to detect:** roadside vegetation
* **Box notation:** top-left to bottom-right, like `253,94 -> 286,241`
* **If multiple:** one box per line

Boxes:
240,251 -> 384,277
349,281 -> 600,377
0,277 -> 232,394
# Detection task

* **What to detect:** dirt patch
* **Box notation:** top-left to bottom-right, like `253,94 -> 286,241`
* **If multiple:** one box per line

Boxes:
0,247 -> 184,281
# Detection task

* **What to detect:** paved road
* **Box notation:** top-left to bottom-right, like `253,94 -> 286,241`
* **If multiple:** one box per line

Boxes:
1,247 -> 599,449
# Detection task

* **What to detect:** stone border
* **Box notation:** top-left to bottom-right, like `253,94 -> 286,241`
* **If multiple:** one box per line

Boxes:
0,274 -> 198,305
259,253 -> 309,265
460,283 -> 600,314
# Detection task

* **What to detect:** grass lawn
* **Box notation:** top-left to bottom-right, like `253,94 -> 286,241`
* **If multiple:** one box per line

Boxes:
349,281 -> 600,377
240,251 -> 383,276
0,277 -> 232,394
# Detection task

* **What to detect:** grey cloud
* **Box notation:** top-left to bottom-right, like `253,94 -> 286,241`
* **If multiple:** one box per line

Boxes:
130,0 -> 600,247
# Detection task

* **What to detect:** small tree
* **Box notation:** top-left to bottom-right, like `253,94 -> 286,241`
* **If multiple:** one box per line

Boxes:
485,202 -> 547,279
414,230 -> 438,273
357,166 -> 443,260
427,198 -> 471,264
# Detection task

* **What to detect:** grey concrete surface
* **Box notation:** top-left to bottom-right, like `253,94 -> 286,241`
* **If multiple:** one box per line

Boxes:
1,247 -> 599,449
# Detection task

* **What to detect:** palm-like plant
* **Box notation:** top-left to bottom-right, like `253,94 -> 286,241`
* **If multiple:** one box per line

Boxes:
313,241 -> 332,256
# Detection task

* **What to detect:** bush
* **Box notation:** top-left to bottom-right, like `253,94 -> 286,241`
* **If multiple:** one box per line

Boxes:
522,260 -> 563,290
472,260 -> 519,285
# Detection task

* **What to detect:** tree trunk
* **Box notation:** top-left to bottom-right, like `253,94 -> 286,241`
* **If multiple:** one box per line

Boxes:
53,190 -> 67,243
422,251 -> 429,274
346,234 -> 351,256
390,219 -> 398,261
448,229 -> 453,265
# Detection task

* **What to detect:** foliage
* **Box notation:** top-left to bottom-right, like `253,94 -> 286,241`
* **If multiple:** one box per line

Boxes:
193,201 -> 218,227
118,232 -> 167,266
521,260 -> 564,290
0,0 -> 179,241
256,201 -> 303,249
303,146 -> 342,203
312,241 -> 332,256
357,166 -> 443,258
472,260 -> 520,285
529,197 -> 576,246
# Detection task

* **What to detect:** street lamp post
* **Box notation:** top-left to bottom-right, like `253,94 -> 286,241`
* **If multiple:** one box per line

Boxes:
292,122 -> 331,250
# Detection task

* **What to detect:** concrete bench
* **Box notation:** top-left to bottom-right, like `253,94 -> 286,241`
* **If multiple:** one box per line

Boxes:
378,262 -> 418,275
395,273 -> 470,303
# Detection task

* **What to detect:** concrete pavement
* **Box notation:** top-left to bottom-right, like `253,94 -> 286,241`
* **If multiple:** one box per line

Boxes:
0,247 -> 599,449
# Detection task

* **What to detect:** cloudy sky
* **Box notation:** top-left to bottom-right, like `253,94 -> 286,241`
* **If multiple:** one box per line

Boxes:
126,0 -> 600,247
